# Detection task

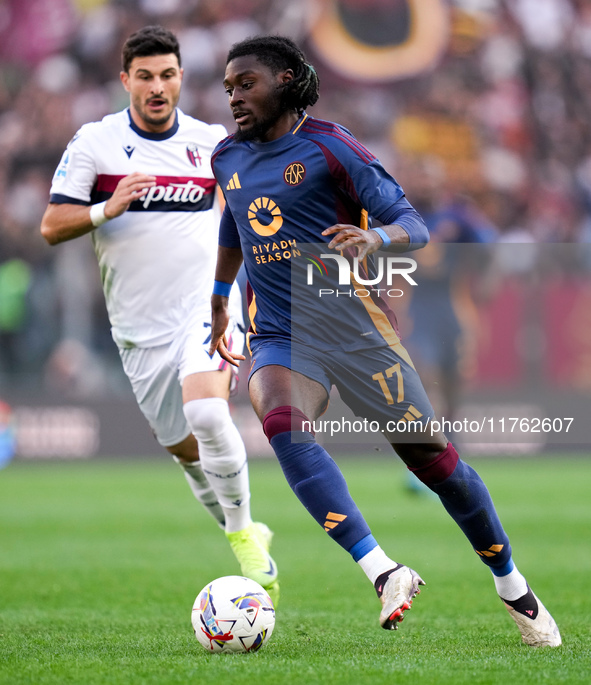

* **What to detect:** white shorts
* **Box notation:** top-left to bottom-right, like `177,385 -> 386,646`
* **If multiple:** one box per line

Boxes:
119,303 -> 245,448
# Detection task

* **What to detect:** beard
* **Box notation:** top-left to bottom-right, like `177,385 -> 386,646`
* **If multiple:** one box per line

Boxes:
234,118 -> 275,142
140,112 -> 173,127
131,95 -> 177,130
234,92 -> 288,142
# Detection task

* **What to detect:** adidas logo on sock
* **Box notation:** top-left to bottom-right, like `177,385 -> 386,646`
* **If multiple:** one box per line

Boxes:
323,512 -> 347,531
476,544 -> 504,558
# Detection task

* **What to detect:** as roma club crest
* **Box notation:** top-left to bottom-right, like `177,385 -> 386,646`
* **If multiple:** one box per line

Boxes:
284,162 -> 306,186
186,143 -> 202,167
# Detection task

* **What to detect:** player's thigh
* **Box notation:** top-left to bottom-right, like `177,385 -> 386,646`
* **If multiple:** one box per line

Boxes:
248,339 -> 330,421
119,345 -> 190,448
333,343 -> 437,437
249,365 -> 329,421
178,309 -> 245,401
182,368 -> 234,403
333,345 -> 447,463
165,432 -> 199,463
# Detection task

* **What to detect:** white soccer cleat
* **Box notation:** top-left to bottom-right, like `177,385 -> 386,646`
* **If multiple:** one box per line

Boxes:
376,564 -> 425,630
502,586 -> 562,647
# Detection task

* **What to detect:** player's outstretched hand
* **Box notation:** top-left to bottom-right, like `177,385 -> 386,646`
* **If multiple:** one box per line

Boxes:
322,224 -> 383,259
105,172 -> 157,219
209,296 -> 246,367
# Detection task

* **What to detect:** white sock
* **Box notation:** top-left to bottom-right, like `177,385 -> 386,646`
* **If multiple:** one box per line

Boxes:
357,545 -> 398,585
173,456 -> 225,529
183,398 -> 252,533
493,565 -> 528,601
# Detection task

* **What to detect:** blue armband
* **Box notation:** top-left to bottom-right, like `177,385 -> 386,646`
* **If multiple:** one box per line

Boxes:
371,227 -> 391,247
213,280 -> 233,297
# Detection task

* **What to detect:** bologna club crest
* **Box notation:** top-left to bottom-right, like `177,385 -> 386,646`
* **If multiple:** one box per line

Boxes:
186,143 -> 202,167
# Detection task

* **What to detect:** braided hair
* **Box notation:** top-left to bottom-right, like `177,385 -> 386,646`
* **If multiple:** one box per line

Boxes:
226,35 -> 319,113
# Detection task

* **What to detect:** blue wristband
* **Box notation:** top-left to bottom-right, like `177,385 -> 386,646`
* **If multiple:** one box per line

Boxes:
372,227 -> 391,247
213,280 -> 233,297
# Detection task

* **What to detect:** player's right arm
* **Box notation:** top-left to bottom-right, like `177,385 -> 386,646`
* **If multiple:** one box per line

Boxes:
209,245 -> 245,366
208,199 -> 244,365
40,172 -> 156,245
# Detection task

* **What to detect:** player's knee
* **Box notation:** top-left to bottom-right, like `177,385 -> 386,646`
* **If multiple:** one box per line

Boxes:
407,442 -> 459,486
168,443 -> 199,463
183,397 -> 231,439
262,406 -> 314,442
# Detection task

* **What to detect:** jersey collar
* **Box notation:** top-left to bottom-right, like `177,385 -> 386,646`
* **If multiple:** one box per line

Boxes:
246,113 -> 310,151
291,112 -> 308,135
127,108 -> 179,140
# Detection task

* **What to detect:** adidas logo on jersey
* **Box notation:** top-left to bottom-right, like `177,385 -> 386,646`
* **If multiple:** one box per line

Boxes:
226,172 -> 241,190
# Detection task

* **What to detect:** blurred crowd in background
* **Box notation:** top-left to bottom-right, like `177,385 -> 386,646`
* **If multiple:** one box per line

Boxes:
1,0 -> 591,397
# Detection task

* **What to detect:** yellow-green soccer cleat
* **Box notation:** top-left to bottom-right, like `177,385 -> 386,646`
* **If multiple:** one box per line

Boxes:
226,522 -> 280,606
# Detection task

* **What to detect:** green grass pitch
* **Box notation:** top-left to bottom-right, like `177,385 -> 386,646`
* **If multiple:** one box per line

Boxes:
1,455 -> 590,684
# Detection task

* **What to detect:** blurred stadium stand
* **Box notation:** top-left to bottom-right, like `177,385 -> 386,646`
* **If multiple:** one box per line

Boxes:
0,0 -> 590,457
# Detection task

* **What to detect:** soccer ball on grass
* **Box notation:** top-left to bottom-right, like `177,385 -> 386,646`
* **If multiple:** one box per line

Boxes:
192,575 -> 276,653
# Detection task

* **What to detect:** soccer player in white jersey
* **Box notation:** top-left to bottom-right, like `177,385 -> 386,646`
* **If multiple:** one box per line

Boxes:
40,25 -> 278,603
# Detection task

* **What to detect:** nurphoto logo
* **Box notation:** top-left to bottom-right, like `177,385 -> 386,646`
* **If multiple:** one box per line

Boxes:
306,254 -> 418,298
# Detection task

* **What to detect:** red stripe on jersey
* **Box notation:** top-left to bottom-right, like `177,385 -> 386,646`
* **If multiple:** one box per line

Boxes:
303,120 -> 375,164
211,135 -> 236,167
303,118 -> 373,156
312,140 -> 361,210
95,175 -> 216,193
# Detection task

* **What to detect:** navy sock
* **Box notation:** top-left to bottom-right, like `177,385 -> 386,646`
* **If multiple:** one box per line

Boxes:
270,431 -> 371,552
411,445 -> 511,570
432,460 -> 511,569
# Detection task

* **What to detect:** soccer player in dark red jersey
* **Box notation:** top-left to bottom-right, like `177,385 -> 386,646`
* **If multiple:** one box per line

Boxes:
208,35 -> 560,647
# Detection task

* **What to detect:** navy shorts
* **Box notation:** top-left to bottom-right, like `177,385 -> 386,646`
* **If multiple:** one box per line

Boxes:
249,337 -> 435,434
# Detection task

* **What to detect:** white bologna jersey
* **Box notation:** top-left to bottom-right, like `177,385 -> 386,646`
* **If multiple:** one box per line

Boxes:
49,108 -> 238,348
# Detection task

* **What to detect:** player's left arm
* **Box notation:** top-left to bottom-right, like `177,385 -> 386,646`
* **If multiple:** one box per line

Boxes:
323,198 -> 429,259
321,149 -> 429,258
323,221 -> 410,259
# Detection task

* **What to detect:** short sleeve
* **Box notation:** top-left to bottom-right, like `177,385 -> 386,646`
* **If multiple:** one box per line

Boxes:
49,127 -> 98,204
219,203 -> 242,249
